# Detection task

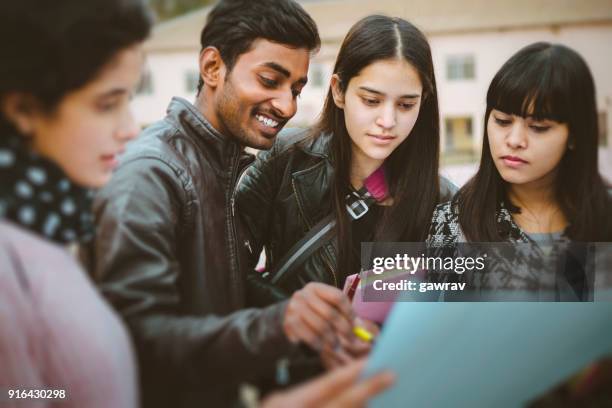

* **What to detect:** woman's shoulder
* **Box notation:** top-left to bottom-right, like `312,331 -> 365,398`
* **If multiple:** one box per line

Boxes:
0,221 -> 75,265
0,220 -> 80,290
269,128 -> 331,159
244,128 -> 330,180
427,199 -> 462,245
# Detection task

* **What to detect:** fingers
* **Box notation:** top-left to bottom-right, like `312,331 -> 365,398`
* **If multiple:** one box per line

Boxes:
354,317 -> 380,337
323,370 -> 395,408
308,283 -> 354,321
338,332 -> 372,358
262,359 -> 367,408
302,285 -> 353,338
298,301 -> 337,348
320,340 -> 354,370
284,283 -> 355,349
342,317 -> 379,357
300,359 -> 367,402
263,359 -> 395,408
320,344 -> 344,370
283,314 -> 323,349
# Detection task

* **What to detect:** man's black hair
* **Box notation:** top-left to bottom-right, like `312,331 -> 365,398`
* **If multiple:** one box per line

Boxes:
197,0 -> 320,93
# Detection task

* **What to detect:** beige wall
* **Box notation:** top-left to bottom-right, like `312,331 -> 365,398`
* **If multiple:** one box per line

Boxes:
131,20 -> 612,185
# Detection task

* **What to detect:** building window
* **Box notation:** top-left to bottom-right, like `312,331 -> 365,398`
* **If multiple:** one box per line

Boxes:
444,116 -> 476,163
136,69 -> 154,96
184,70 -> 201,93
446,55 -> 475,80
598,111 -> 608,147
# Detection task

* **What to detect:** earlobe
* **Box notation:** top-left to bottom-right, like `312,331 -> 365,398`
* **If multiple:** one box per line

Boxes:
199,46 -> 226,89
0,93 -> 38,136
330,74 -> 345,109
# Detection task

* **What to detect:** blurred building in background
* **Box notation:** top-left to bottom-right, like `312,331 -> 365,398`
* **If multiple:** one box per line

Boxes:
133,0 -> 612,185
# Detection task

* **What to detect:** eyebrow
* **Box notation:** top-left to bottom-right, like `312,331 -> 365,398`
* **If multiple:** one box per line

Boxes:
97,88 -> 129,99
261,62 -> 308,86
358,86 -> 420,99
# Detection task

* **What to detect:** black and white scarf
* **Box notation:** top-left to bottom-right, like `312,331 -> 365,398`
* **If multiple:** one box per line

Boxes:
0,130 -> 94,244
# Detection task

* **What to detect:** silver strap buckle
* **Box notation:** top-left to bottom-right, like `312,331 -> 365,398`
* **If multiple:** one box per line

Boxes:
345,191 -> 370,220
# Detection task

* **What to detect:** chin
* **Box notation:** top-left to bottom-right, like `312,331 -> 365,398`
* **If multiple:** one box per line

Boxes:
364,149 -> 392,162
249,135 -> 276,150
74,173 -> 111,189
499,172 -> 531,186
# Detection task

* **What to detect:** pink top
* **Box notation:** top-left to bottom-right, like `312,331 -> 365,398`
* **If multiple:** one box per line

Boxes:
0,221 -> 138,408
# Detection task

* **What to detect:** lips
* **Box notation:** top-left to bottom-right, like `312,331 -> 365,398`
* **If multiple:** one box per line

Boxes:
368,134 -> 396,144
100,150 -> 125,170
501,155 -> 528,168
253,111 -> 285,138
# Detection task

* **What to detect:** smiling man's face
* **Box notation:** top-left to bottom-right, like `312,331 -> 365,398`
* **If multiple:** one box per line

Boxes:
213,39 -> 310,149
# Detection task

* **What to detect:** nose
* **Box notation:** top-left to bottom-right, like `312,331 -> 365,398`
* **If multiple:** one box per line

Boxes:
375,103 -> 396,130
116,109 -> 140,142
270,89 -> 297,120
506,122 -> 527,149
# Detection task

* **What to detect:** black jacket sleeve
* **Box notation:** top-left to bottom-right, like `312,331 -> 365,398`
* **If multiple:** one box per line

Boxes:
83,154 -> 294,390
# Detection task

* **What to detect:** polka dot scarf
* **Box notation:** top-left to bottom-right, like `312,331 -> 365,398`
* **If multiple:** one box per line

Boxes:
0,131 -> 94,244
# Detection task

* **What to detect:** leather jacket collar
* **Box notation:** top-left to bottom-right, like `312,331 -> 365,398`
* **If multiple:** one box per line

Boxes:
165,97 -> 243,177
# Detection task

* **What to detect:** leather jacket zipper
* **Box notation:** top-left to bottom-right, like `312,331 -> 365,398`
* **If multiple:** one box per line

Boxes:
291,177 -> 338,287
228,146 -> 251,305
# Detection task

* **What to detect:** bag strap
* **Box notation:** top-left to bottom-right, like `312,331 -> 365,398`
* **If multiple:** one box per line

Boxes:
270,186 -> 376,285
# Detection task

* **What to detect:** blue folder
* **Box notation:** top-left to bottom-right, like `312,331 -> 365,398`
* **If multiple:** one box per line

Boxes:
364,302 -> 612,408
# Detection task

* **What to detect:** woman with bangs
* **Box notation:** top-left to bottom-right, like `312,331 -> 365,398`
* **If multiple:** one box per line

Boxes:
426,41 -> 612,405
428,42 -> 612,249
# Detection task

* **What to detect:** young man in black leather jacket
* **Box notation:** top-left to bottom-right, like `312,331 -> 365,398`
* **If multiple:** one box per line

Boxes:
82,1 -> 379,406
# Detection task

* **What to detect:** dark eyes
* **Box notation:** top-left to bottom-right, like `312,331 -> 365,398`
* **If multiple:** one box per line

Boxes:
399,103 -> 416,110
361,97 -> 415,110
494,117 -> 512,126
530,125 -> 551,133
259,76 -> 278,88
494,116 -> 551,132
259,75 -> 301,98
97,100 -> 120,113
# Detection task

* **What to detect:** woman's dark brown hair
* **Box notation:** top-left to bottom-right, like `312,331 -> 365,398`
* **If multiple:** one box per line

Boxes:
315,15 -> 441,276
457,42 -> 612,242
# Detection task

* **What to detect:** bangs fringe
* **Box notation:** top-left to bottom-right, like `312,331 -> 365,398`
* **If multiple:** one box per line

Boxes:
487,44 -> 570,122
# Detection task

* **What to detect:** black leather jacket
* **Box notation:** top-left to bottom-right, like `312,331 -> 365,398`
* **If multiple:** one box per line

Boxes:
82,98 -> 293,408
235,129 -> 458,307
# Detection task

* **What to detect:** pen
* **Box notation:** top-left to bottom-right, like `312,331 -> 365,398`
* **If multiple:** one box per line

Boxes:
353,325 -> 374,343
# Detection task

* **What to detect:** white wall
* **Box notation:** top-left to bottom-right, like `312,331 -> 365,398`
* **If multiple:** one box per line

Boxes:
132,51 -> 200,126
432,24 -> 612,151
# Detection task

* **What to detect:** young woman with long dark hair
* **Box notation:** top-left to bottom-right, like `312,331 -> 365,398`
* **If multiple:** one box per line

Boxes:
426,42 -> 612,405
428,42 -> 611,247
235,15 -> 455,307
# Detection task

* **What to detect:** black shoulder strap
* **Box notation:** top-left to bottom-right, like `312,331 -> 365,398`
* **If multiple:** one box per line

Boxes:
269,187 -> 376,285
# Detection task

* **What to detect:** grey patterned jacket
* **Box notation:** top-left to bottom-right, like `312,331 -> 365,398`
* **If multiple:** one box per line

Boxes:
424,198 -> 595,299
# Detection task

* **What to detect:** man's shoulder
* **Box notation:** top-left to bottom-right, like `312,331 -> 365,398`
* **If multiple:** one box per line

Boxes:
114,117 -> 198,184
122,119 -> 181,164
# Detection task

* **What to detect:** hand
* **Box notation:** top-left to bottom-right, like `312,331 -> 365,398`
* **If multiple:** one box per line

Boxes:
283,282 -> 354,351
320,317 -> 380,370
262,359 -> 395,408
345,317 -> 380,357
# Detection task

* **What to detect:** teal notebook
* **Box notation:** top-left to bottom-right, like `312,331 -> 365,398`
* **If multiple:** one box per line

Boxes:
364,302 -> 612,408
